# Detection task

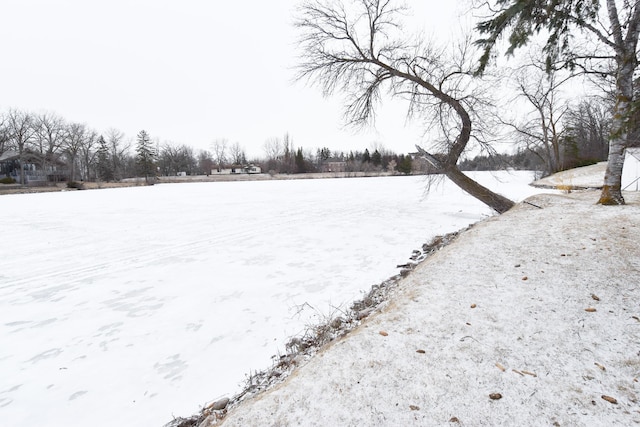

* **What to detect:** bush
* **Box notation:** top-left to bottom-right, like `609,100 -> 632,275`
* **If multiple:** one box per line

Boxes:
0,177 -> 16,184
66,181 -> 85,190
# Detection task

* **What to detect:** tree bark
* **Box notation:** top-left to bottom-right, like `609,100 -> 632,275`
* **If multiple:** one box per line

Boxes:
416,146 -> 515,214
598,138 -> 626,204
444,166 -> 515,214
598,0 -> 640,205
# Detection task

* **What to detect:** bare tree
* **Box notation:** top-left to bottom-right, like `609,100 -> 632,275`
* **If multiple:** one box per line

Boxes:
198,150 -> 214,175
158,143 -> 197,176
34,112 -> 67,181
212,138 -> 228,172
263,137 -> 283,162
504,59 -> 573,175
64,123 -> 87,182
5,109 -> 36,184
105,128 -> 130,180
282,133 -> 295,173
475,0 -> 640,205
563,99 -> 611,166
79,129 -> 98,181
296,0 -> 514,213
229,142 -> 247,165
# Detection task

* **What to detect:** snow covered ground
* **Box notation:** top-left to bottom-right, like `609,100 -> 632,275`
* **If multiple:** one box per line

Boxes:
1,172 -> 549,427
532,162 -> 606,189
216,189 -> 640,427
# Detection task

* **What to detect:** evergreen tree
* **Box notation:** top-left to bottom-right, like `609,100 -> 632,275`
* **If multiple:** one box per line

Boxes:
397,154 -> 412,175
135,130 -> 156,183
372,149 -> 382,166
295,147 -> 306,173
362,148 -> 371,163
317,147 -> 331,162
96,135 -> 114,182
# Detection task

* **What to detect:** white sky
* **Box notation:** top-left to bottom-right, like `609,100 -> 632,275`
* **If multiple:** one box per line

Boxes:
1,1 -> 466,158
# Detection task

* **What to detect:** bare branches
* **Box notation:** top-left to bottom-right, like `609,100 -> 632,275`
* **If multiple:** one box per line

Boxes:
295,0 -> 413,127
296,0 -> 515,213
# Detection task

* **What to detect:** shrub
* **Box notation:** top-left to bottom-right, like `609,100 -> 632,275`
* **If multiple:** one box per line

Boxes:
0,177 -> 16,184
66,181 -> 85,190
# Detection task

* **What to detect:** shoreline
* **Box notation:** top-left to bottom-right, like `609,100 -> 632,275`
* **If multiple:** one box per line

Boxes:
0,171 -> 404,196
179,191 -> 640,427
163,229 -> 467,427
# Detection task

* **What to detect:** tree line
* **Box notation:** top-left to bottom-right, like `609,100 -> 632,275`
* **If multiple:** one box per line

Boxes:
0,108 -> 423,185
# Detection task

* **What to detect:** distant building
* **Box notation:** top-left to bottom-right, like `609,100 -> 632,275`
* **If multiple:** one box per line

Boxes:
0,150 -> 68,183
211,164 -> 262,175
322,158 -> 347,173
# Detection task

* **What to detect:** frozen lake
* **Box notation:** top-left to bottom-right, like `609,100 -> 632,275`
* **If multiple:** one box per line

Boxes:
0,173 -> 550,426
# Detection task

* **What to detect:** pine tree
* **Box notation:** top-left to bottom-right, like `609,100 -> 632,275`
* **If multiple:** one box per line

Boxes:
295,147 -> 306,173
96,135 -> 114,182
362,148 -> 371,163
397,154 -> 412,175
135,130 -> 156,184
372,149 -> 382,166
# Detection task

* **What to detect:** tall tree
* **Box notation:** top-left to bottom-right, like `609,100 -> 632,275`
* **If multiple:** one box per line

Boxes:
135,130 -> 156,183
296,0 -> 514,213
5,109 -> 36,184
79,129 -> 98,181
212,138 -> 228,172
562,99 -> 611,167
362,148 -> 371,163
197,150 -> 214,175
229,142 -> 247,165
295,147 -> 306,173
105,128 -> 129,181
96,135 -> 114,182
397,154 -> 412,175
34,112 -> 66,181
505,58 -> 572,175
63,123 -> 87,182
371,149 -> 382,167
475,0 -> 640,204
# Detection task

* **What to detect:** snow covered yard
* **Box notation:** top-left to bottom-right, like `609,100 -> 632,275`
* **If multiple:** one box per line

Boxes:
213,190 -> 640,427
1,172 -> 546,427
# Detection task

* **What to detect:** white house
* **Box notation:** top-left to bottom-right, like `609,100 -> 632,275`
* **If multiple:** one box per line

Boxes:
622,148 -> 640,191
210,164 -> 262,175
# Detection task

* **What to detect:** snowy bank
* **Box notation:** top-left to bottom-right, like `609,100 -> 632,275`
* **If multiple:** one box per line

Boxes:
532,163 -> 606,189
197,190 -> 640,427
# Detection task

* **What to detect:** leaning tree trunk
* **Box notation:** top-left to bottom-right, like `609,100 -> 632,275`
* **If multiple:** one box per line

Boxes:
444,165 -> 515,214
403,71 -> 516,214
416,146 -> 515,214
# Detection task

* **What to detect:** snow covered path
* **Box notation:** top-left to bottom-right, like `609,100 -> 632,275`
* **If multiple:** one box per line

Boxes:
1,173 -> 547,426
217,191 -> 640,427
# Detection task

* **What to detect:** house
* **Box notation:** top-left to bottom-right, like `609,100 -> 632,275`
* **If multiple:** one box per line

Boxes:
322,158 -> 347,173
211,164 -> 262,175
0,150 -> 68,183
622,147 -> 640,191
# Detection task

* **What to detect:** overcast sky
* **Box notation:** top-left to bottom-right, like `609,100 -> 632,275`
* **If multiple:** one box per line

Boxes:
2,1 -> 466,158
